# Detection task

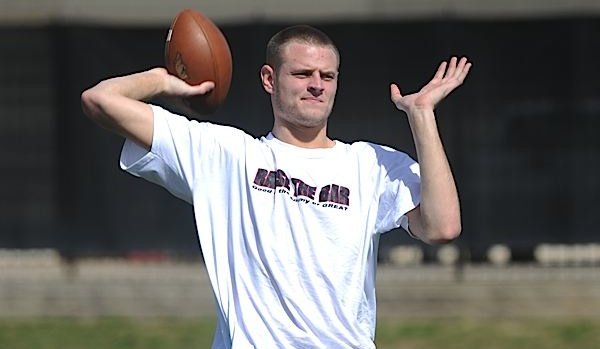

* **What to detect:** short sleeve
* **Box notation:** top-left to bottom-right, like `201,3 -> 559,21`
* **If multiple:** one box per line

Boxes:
372,144 -> 421,234
119,105 -> 199,203
119,104 -> 254,204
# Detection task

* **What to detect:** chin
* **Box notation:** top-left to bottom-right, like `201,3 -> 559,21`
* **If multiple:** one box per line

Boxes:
276,105 -> 331,128
294,114 -> 329,128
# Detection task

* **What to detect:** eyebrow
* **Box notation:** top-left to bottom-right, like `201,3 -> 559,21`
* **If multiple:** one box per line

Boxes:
292,68 -> 338,76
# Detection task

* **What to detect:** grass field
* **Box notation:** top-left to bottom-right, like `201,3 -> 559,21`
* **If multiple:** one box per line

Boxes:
1,317 -> 599,348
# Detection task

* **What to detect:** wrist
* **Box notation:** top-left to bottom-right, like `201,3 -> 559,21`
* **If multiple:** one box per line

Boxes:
145,68 -> 169,96
407,106 -> 435,121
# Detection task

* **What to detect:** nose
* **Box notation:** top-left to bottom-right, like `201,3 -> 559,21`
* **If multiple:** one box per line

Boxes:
307,72 -> 324,95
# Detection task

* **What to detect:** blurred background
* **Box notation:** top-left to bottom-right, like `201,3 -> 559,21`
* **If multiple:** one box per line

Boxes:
1,0 -> 600,347
2,0 -> 600,263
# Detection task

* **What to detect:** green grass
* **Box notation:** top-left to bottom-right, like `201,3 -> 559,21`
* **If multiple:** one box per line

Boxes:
375,318 -> 600,349
0,318 -> 215,349
0,317 -> 599,349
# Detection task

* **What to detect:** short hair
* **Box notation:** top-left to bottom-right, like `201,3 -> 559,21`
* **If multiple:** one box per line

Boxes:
266,25 -> 340,71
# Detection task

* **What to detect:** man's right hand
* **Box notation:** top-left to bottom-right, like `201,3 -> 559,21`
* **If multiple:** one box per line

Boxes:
152,67 -> 215,98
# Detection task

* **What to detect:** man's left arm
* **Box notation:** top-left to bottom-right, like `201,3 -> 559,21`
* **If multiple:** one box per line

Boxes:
391,57 -> 471,244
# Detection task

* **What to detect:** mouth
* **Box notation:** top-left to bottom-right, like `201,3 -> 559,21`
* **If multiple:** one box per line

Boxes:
301,97 -> 323,103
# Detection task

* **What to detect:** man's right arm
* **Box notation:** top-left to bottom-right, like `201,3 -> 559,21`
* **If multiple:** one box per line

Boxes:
81,67 -> 214,150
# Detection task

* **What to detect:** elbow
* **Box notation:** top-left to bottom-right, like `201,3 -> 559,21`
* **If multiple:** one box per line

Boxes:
81,88 -> 102,122
81,86 -> 115,129
427,221 -> 462,245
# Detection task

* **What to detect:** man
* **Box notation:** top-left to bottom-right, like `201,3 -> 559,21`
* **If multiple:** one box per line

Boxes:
82,25 -> 470,348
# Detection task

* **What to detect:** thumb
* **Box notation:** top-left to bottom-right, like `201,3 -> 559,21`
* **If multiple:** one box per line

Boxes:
193,81 -> 215,95
180,80 -> 215,97
390,83 -> 402,103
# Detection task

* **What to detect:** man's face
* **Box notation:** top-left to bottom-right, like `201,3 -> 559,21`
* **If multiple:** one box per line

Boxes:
270,42 -> 339,129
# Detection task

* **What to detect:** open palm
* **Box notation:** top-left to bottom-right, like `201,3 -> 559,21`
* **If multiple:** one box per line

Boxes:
391,57 -> 471,114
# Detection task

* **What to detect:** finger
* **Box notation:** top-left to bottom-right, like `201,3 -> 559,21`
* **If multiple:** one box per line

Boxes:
443,59 -> 472,94
432,61 -> 447,81
194,81 -> 215,95
453,57 -> 468,77
457,61 -> 472,83
444,56 -> 458,79
390,83 -> 402,101
449,57 -> 470,82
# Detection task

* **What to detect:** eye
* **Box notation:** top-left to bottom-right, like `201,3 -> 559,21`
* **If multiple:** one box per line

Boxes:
293,71 -> 311,78
322,74 -> 336,81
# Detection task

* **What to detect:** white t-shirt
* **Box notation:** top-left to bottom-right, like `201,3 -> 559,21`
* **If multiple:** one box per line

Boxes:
120,105 -> 421,349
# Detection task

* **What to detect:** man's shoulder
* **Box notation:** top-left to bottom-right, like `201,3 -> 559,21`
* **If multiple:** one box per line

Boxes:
346,140 -> 406,157
344,140 -> 417,172
151,104 -> 265,153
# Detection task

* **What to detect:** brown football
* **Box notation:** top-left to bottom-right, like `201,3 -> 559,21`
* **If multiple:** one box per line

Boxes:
165,9 -> 232,114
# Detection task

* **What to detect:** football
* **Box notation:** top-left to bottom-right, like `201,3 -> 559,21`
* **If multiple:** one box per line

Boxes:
165,9 -> 232,114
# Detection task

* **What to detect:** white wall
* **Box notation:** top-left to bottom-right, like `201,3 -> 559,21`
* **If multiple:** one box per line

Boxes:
1,0 -> 600,26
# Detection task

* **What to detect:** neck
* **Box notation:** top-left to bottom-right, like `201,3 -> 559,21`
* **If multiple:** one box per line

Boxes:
271,122 -> 335,149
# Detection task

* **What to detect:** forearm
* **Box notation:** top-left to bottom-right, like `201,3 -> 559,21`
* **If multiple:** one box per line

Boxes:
81,69 -> 165,148
408,108 -> 461,243
82,69 -> 165,123
90,68 -> 167,102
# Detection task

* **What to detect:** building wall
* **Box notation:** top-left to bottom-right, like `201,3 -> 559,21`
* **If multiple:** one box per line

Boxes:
2,0 -> 600,25
1,17 -> 599,259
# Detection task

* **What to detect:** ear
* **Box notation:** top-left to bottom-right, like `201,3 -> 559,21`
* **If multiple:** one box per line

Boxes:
260,64 -> 275,94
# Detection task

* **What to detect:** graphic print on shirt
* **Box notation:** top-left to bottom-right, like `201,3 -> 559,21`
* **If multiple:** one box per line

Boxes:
252,168 -> 350,211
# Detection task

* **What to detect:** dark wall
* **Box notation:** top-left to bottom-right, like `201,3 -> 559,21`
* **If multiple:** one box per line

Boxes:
0,28 -> 57,249
2,18 -> 599,259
